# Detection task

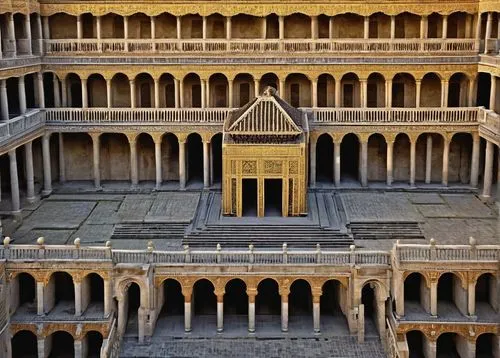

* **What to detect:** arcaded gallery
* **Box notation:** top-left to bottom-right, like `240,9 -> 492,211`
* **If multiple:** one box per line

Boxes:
0,0 -> 498,357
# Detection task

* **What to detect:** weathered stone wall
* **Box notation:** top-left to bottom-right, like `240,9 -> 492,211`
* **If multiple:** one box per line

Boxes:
64,133 -> 93,181
49,13 -> 77,39
333,14 -> 363,38
367,134 -> 387,181
394,134 -> 411,181
100,134 -> 131,181
137,134 -> 155,181
285,14 -> 311,39
232,15 -> 262,39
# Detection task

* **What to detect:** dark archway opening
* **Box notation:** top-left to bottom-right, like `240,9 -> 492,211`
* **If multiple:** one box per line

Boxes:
53,272 -> 74,314
193,279 -> 216,315
49,331 -> 74,358
406,330 -> 425,358
256,279 -> 281,331
340,134 -> 359,182
18,273 -> 36,306
476,73 -> 491,109
12,330 -> 37,358
361,284 -> 377,336
162,279 -> 184,315
242,178 -> 258,216
476,333 -> 495,358
316,134 -> 334,183
264,179 -> 282,216
186,133 -> 203,184
125,283 -> 141,336
225,279 -> 248,315
436,333 -> 460,358
211,133 -> 223,184
86,331 -> 103,358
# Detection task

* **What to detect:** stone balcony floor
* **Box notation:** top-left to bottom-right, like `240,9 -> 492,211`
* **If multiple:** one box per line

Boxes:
401,301 -> 499,323
11,301 -> 108,322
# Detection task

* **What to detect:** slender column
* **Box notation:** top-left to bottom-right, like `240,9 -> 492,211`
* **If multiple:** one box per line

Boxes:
441,80 -> 449,107
42,133 -> 52,195
0,19 -> 4,58
420,16 -> 428,39
254,78 -> 260,97
226,17 -> 232,40
360,79 -> 367,108
60,79 -> 67,107
81,78 -> 88,108
117,297 -> 126,334
36,281 -> 44,315
96,16 -> 102,52
360,139 -> 368,187
106,79 -> 112,108
184,297 -> 192,332
179,79 -> 184,108
0,80 -> 8,120
334,141 -> 341,186
415,80 -> 422,108
37,72 -> 45,109
179,139 -> 186,189
154,79 -> 160,108
18,75 -> 27,114
74,281 -> 82,316
474,13 -> 481,52
279,16 -> 284,40
42,16 -> 50,40
363,16 -> 369,39
489,76 -> 496,111
9,150 -> 20,213
312,79 -> 318,108
205,80 -> 210,107
25,141 -> 35,202
202,16 -> 207,40
335,80 -> 341,108
386,139 -> 394,186
24,15 -> 32,55
311,16 -> 319,39
176,17 -> 182,40
313,294 -> 321,333
203,141 -> 210,188
58,133 -> 65,183
91,133 -> 101,189
468,77 -> 476,107
74,340 -> 83,358
385,79 -> 392,107
470,132 -> 480,187
279,79 -> 285,99
468,281 -> 476,316
442,15 -> 448,39
129,137 -> 138,186
430,282 -> 437,316
329,17 -> 334,39
485,12 -> 492,54
154,138 -> 162,189
309,139 -> 317,187
151,16 -> 156,51
104,279 -> 112,316
281,294 -> 288,332
201,79 -> 207,108
77,15 -> 82,40
174,79 -> 180,108
425,134 -> 433,184
9,14 -> 17,55
53,76 -> 61,107
124,16 -> 129,52
261,17 -> 267,39
482,141 -> 494,197
442,137 -> 450,186
130,80 -> 136,108
217,295 -> 224,332
248,293 -> 256,333
410,138 -> 417,187
228,79 -> 234,108
390,16 -> 396,39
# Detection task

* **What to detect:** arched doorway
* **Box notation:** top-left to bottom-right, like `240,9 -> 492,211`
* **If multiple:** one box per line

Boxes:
13,272 -> 36,315
211,133 -> 223,185
436,333 -> 460,358
87,74 -> 107,107
393,133 -> 411,183
136,133 -> 155,182
317,74 -> 335,107
437,273 -> 466,316
135,73 -> 154,108
392,73 -> 416,108
367,133 -> 387,183
84,273 -> 104,315
449,133 -> 472,184
85,331 -> 103,358
99,133 -> 131,182
404,273 -> 428,316
209,73 -> 229,107
367,73 -> 385,108
340,134 -> 360,183
406,330 -> 425,358
260,73 -> 279,93
224,279 -> 248,333
186,133 -> 203,185
110,73 -> 131,107
285,73 -> 311,107
48,331 -> 74,357
476,333 -> 496,358
233,73 -> 255,107
183,73 -> 202,108
161,133 -> 179,183
156,279 -> 184,335
316,133 -> 334,183
192,279 -> 216,332
289,279 -> 312,331
11,330 -> 37,358
420,73 -> 442,107
256,279 -> 281,332
124,282 -> 141,337
321,280 -> 348,334
49,272 -> 75,314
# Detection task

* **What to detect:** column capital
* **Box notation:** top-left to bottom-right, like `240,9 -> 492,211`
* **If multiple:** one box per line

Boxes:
125,132 -> 138,144
384,133 -> 398,143
89,132 -> 101,141
150,132 -> 164,144
358,133 -> 370,143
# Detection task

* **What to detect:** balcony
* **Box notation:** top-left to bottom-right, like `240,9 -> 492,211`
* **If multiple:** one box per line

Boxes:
43,38 -> 477,56
0,109 -> 46,146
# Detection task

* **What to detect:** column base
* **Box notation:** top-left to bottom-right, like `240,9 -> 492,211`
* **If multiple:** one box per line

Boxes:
26,196 -> 37,204
11,210 -> 22,217
248,329 -> 255,334
217,328 -> 223,333
184,329 -> 191,334
314,329 -> 321,335
94,186 -> 103,192
41,189 -> 52,197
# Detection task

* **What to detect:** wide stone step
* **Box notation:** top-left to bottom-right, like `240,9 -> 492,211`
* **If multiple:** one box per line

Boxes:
112,223 -> 187,239
349,222 -> 423,240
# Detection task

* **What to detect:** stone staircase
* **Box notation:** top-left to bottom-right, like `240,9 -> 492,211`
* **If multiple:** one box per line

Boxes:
348,222 -> 424,240
184,192 -> 353,248
111,223 -> 187,239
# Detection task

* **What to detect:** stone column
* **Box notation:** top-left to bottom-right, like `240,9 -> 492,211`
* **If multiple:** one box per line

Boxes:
90,133 -> 101,189
74,339 -> 83,358
104,279 -> 112,317
117,297 -> 126,334
248,292 -> 256,333
482,141 -> 494,197
184,296 -> 192,332
313,293 -> 321,333
474,13 -> 482,51
442,137 -> 450,186
151,16 -> 156,51
430,281 -> 438,316
363,16 -> 369,39
226,17 -> 232,40
42,16 -> 50,40
309,138 -> 317,187
106,79 -> 112,108
489,75 -> 496,112
129,136 -> 138,186
37,338 -> 46,358
58,133 -> 65,182
154,79 -> 160,108
0,79 -> 9,121
334,140 -> 341,186
217,294 -> 224,332
415,80 -> 422,108
0,21 -> 3,58
468,281 -> 476,316
24,15 -> 32,55
154,137 -> 162,189
42,133 -> 52,195
124,16 -> 129,52
425,134 -> 433,184
442,15 -> 448,39
176,17 -> 182,40
37,281 -> 45,315
96,16 -> 102,51
203,140 -> 210,189
18,75 -> 27,114
312,79 -> 318,108
279,79 -> 285,101
9,150 -> 20,213
53,76 -> 61,107
385,79 -> 393,107
420,16 -> 428,39
174,79 -> 180,108
311,16 -> 318,39
360,138 -> 368,187
254,78 -> 260,97
8,14 -> 17,55
25,141 -> 35,202
360,79 -> 367,108
470,132 -> 480,188
77,15 -> 82,40
179,139 -> 186,190
485,12 -> 492,54
390,16 -> 395,39
130,80 -> 136,108
335,80 -> 341,108
281,293 -> 288,332
202,16 -> 207,40
201,79 -> 207,108
37,72 -> 45,109
261,17 -> 267,39
60,79 -> 67,107
279,16 -> 284,40
410,137 -> 417,187
386,138 -> 394,186
468,77 -> 476,107
81,78 -> 88,108
228,79 -> 234,107
441,79 -> 449,107
74,280 -> 82,316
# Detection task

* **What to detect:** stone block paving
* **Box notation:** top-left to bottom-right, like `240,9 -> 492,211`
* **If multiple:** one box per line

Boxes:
146,192 -> 200,223
118,195 -> 155,222
119,336 -> 386,358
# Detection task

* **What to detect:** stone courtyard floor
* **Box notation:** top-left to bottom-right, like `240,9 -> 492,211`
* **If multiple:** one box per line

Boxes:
1,185 -> 498,249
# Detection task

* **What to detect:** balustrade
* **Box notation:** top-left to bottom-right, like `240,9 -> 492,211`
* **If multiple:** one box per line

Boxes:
0,109 -> 45,145
43,38 -> 477,56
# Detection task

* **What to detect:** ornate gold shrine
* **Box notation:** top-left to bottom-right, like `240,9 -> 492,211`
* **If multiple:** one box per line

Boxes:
222,87 -> 308,217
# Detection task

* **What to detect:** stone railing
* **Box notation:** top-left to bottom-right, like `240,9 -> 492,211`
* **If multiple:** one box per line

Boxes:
44,38 -> 476,56
478,109 -> 500,138
46,108 -> 231,124
0,109 -> 45,145
0,239 -> 390,266
385,318 -> 403,358
393,239 -> 500,263
312,107 -> 480,124
45,107 -> 231,124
